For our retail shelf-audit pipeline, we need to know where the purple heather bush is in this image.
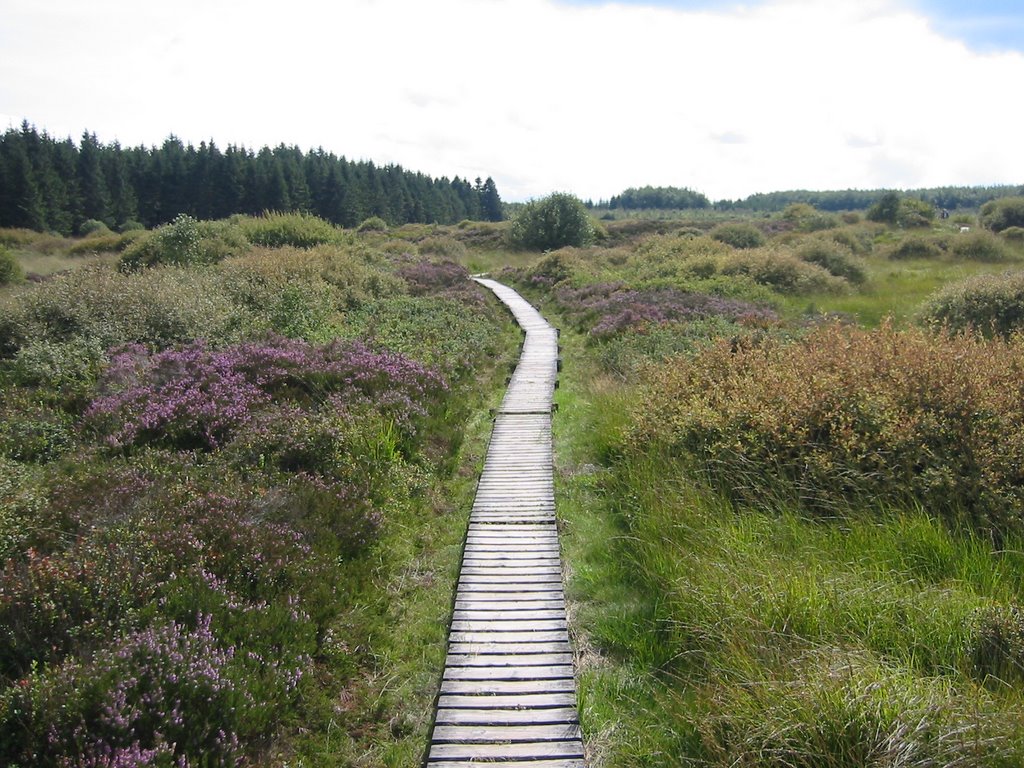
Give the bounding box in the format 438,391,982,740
1,614,306,767
86,336,447,452
552,282,778,340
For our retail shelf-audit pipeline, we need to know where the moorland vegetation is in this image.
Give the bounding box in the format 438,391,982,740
5,185,1024,766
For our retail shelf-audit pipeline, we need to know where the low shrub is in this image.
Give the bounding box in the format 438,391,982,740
951,230,1012,262
357,216,388,233
710,222,765,249
920,271,1024,337
890,234,944,260
120,215,248,269
79,219,111,237
238,211,343,248
796,238,867,284
980,196,1024,233
416,236,467,259
627,323,1024,538
1001,226,1024,243
0,245,23,285
719,247,848,293
0,390,75,462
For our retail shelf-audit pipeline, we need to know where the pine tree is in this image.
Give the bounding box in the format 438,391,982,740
481,177,503,221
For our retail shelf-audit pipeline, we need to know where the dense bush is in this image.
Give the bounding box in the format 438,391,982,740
1002,226,1024,243
710,222,765,249
627,323,1024,538
980,196,1024,233
950,230,1011,262
237,211,343,248
0,245,23,285
890,234,944,260
357,216,388,233
719,247,848,293
796,238,867,283
506,192,595,250
120,215,248,269
0,265,250,355
86,337,447,453
920,271,1024,337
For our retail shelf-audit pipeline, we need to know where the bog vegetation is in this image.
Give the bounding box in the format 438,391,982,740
5,183,1024,767
0,212,519,766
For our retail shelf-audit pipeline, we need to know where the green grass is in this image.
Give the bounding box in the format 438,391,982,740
547,313,1024,767
781,241,1024,326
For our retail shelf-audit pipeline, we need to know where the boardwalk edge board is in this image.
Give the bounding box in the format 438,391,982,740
425,278,585,766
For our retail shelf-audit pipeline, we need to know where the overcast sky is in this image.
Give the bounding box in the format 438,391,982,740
2,0,1023,203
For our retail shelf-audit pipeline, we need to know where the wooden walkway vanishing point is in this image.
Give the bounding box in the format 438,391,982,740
425,278,585,767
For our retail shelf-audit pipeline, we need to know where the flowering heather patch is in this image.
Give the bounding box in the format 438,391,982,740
86,336,447,451
0,614,306,767
552,282,778,340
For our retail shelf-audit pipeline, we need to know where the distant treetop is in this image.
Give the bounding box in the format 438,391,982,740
605,186,711,210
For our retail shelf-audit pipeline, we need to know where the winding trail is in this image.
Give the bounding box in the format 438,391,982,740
425,279,585,767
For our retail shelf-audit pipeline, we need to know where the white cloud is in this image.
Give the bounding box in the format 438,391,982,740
1,0,1022,202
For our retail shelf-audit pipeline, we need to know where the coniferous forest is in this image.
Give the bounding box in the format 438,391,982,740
0,122,504,235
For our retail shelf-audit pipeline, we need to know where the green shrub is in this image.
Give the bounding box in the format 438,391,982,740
416,236,467,259
797,239,867,284
120,215,247,270
1001,226,1024,243
627,323,1024,537
896,197,936,228
357,216,388,233
120,219,146,232
980,196,1024,233
867,191,901,224
79,219,111,237
238,211,343,248
718,247,847,294
920,271,1024,337
0,245,23,285
506,192,595,250
890,235,944,260
950,230,1010,262
841,211,862,224
710,222,765,249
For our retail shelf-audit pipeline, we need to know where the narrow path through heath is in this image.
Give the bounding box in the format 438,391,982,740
424,278,585,767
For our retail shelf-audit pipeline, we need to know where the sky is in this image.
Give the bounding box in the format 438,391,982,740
1,0,1023,203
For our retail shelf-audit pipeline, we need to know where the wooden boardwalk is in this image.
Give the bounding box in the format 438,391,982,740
425,279,584,767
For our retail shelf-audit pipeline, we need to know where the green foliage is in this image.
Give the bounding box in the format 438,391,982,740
920,271,1024,337
1002,226,1024,243
896,196,936,228
718,247,848,293
981,197,1024,233
79,219,112,237
120,214,248,269
891,234,944,260
627,323,1024,538
710,221,765,249
797,238,867,283
507,192,595,250
970,604,1024,686
867,191,901,224
607,185,710,210
357,216,388,233
0,245,23,285
951,230,1012,262
237,211,343,248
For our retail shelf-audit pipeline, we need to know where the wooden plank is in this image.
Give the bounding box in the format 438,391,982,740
448,641,571,656
454,600,566,611
434,707,578,725
443,665,575,681
428,760,583,768
452,609,565,621
450,619,567,632
445,653,573,667
447,631,572,645
431,723,582,742
428,741,584,760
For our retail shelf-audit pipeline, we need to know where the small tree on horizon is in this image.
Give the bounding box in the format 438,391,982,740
507,192,594,250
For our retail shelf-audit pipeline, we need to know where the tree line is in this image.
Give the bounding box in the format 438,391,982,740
0,122,504,235
590,184,1024,213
